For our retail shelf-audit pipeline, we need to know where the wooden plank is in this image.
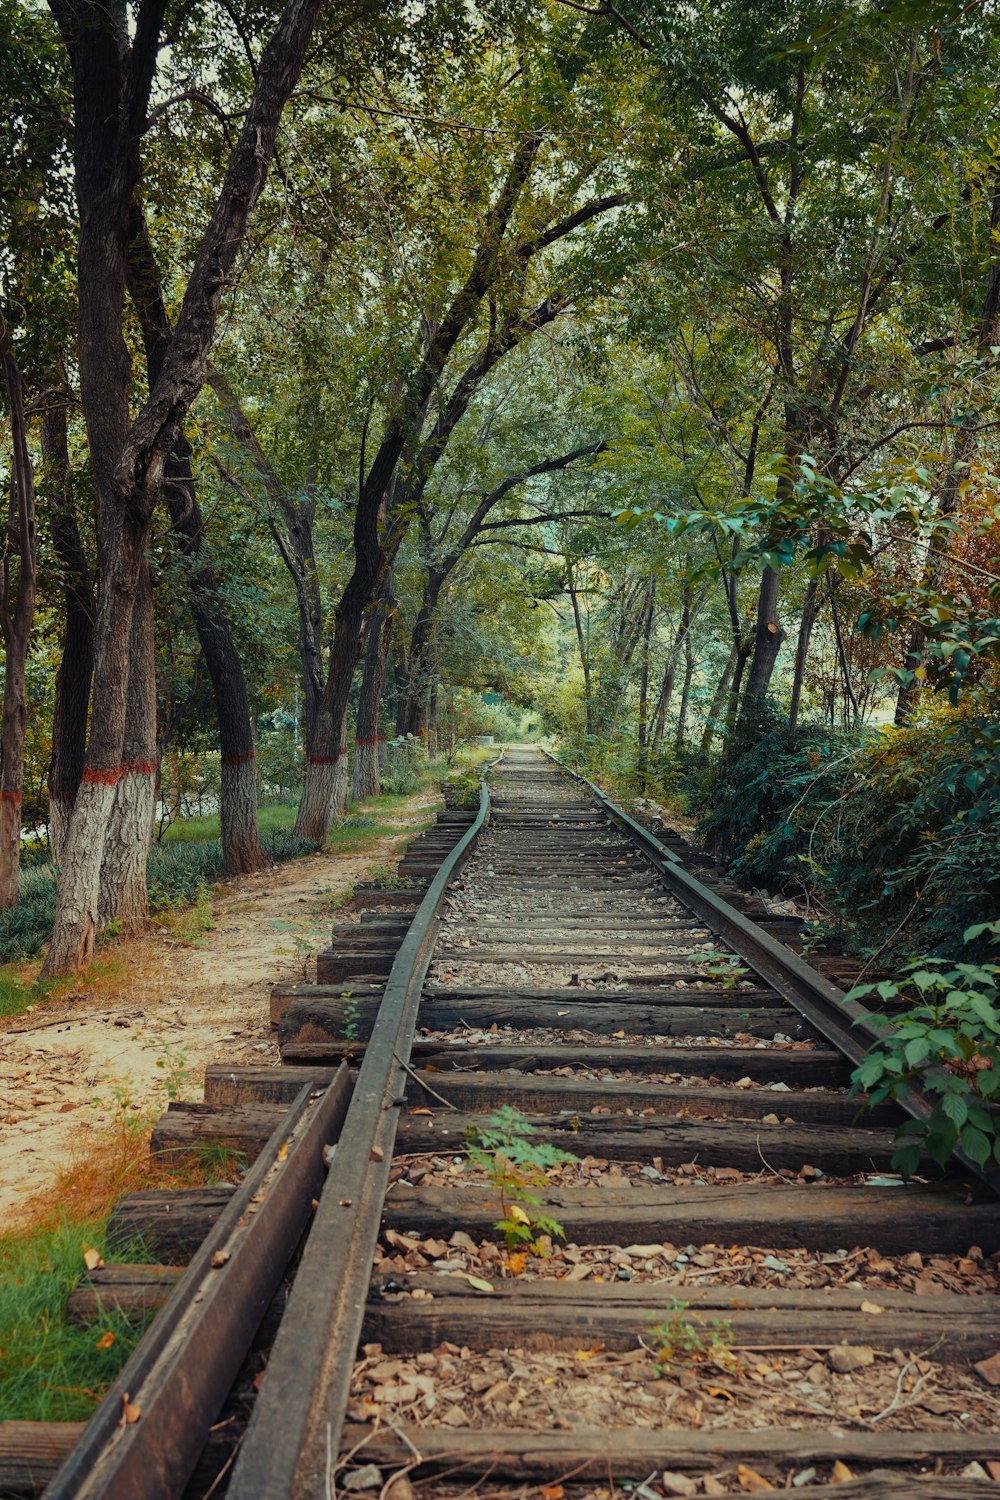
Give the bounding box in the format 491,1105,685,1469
393,1110,907,1173
0,1422,83,1498
227,1043,852,1090
283,1002,815,1050
150,1101,284,1166
382,1180,1000,1256
422,982,782,1007
108,1187,235,1263
338,1424,1000,1479
400,1070,896,1127
366,1274,1000,1361
67,1265,184,1322
270,980,381,1028
317,950,396,981
279,996,813,1046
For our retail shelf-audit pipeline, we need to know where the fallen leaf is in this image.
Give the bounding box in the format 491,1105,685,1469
409,1108,433,1116
705,1385,734,1400
276,1142,288,1161
95,1331,115,1351
539,1486,564,1500
859,1300,884,1316
119,1394,141,1426
211,1249,231,1268
467,1275,493,1293
831,1460,853,1483
574,1346,604,1362
974,1351,1000,1386
83,1247,103,1272
507,1252,527,1276
737,1465,774,1492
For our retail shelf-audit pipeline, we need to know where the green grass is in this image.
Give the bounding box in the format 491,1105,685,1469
160,799,298,843
0,1217,156,1421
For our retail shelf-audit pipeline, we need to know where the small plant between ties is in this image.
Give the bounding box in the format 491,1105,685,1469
644,1298,737,1375
465,1106,577,1258
699,950,750,991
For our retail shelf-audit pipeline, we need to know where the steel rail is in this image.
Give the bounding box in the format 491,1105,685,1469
45,1069,353,1500
540,747,997,1193
226,759,499,1500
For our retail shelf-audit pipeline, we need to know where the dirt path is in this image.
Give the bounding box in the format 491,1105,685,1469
0,793,438,1224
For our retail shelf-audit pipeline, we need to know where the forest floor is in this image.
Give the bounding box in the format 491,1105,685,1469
0,786,440,1226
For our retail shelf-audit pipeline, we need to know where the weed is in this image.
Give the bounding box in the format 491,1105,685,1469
465,1106,577,1256
155,1048,196,1103
190,1140,246,1181
699,951,750,990
342,990,360,1045
167,879,215,946
268,917,314,979
848,920,1000,1177
645,1299,737,1375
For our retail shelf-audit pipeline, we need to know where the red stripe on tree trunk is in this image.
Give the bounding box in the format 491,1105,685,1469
0,789,22,805
82,765,122,786
221,748,255,767
122,759,158,776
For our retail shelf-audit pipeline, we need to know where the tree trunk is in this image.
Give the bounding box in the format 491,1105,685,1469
785,573,820,749
43,401,94,864
126,212,268,876
635,577,655,783
0,339,38,907
98,557,156,930
44,0,327,976
354,597,393,801
675,629,695,749
295,593,368,842
701,649,736,752
739,564,785,718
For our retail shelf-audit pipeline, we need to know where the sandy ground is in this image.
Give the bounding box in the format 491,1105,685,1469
0,794,437,1224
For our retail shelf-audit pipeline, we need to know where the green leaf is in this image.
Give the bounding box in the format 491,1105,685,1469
958,1125,992,1166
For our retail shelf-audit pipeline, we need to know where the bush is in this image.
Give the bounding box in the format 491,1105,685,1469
693,701,1000,960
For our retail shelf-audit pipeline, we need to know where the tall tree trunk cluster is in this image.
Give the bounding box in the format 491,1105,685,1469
38,0,325,975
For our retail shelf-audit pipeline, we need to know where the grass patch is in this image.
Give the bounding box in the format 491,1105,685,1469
0,1216,157,1421
160,800,298,844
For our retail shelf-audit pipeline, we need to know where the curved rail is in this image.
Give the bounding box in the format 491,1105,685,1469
46,766,497,1500
225,766,496,1499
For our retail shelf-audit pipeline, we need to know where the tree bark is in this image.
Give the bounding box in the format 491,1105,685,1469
739,563,785,718
98,557,156,931
701,649,736,752
635,577,655,783
126,213,268,875
43,399,94,864
674,628,696,749
354,591,394,801
0,338,38,907
44,0,326,974
785,573,821,749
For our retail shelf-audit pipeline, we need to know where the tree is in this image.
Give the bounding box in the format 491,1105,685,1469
43,0,330,974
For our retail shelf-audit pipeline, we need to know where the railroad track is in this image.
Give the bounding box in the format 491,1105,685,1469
23,746,1000,1499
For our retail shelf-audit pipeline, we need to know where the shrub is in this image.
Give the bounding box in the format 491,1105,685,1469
693,701,1000,960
